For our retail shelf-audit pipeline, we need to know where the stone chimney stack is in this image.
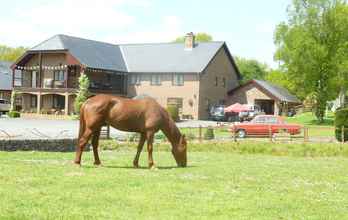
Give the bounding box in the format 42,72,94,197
184,32,195,50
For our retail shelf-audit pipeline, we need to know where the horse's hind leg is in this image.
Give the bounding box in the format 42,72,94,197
133,133,146,168
146,131,155,169
92,128,102,166
74,128,93,165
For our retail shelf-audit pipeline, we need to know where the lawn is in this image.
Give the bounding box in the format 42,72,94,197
1,146,348,219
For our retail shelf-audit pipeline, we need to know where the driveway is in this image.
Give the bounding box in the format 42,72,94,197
0,117,220,140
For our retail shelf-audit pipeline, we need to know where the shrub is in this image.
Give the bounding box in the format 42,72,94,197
185,132,196,140
155,133,166,141
167,105,179,122
7,111,20,118
335,108,348,142
74,73,90,114
204,127,215,140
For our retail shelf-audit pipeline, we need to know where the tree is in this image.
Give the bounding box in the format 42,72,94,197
74,73,90,115
0,45,27,62
265,69,298,97
174,32,213,42
235,57,268,83
274,0,348,122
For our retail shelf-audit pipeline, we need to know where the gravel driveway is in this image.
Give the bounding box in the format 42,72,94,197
0,117,220,140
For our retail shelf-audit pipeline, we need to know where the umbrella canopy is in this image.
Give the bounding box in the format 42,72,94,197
224,103,250,113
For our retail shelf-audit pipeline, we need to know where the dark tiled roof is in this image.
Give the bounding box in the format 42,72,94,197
0,61,12,90
120,42,225,73
30,35,127,72
29,34,234,74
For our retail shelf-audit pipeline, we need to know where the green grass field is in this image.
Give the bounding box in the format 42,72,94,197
1,144,348,219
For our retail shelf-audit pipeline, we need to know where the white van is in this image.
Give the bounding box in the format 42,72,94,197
0,99,10,114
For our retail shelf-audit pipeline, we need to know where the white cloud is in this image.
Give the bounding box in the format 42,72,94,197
0,0,152,47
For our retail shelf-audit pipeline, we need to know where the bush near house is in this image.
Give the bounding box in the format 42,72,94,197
204,126,215,140
335,108,348,142
166,105,179,122
7,111,20,118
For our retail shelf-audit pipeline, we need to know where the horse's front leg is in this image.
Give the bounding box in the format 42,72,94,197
146,132,155,169
92,128,101,166
74,128,93,165
133,133,146,168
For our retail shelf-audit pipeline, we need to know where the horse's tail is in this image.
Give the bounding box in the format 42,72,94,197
78,104,86,141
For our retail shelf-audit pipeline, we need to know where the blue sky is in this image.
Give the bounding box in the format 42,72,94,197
0,0,291,68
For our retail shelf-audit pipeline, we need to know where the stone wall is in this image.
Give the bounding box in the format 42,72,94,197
0,138,90,152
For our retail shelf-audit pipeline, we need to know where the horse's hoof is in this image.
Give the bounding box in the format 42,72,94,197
149,164,157,170
94,161,102,166
73,161,81,167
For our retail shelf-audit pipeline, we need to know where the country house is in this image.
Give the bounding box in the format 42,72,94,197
11,33,241,119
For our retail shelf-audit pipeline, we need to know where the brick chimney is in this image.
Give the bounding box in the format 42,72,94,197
184,32,195,50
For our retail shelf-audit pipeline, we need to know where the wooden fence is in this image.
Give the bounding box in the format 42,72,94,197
181,125,343,144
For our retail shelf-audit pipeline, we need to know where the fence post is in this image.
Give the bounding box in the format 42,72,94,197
199,125,202,142
304,127,309,143
269,125,273,142
233,124,237,142
342,126,345,144
106,125,110,140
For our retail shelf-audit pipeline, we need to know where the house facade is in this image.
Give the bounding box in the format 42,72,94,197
12,33,241,119
0,61,12,101
227,79,301,115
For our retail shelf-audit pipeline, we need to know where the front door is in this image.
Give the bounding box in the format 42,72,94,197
31,71,37,88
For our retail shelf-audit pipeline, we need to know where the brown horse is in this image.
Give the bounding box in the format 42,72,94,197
74,94,187,168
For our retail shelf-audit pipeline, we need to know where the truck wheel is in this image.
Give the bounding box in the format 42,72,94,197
237,129,246,138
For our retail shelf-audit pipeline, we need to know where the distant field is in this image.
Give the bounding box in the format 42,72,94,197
1,146,348,219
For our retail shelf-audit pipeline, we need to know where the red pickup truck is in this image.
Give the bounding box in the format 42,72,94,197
230,115,302,138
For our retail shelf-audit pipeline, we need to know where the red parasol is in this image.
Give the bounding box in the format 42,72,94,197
224,103,250,113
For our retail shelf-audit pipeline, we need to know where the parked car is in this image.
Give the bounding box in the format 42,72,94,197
209,105,239,122
230,115,302,138
0,99,10,114
238,105,264,122
209,105,226,121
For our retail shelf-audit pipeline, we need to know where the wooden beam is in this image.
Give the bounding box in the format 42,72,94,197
38,52,42,88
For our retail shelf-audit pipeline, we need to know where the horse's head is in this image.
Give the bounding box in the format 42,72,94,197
172,134,187,167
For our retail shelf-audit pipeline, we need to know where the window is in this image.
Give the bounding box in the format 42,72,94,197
222,77,226,88
172,74,184,86
54,70,65,81
151,74,161,85
14,70,22,86
167,98,183,112
30,95,37,108
253,117,266,124
53,95,65,109
130,74,141,85
215,76,218,86
266,117,278,124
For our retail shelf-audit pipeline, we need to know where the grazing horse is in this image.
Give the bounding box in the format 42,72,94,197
74,94,187,168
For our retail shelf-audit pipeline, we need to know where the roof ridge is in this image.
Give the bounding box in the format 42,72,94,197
30,34,66,50
57,34,120,47
118,41,225,46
